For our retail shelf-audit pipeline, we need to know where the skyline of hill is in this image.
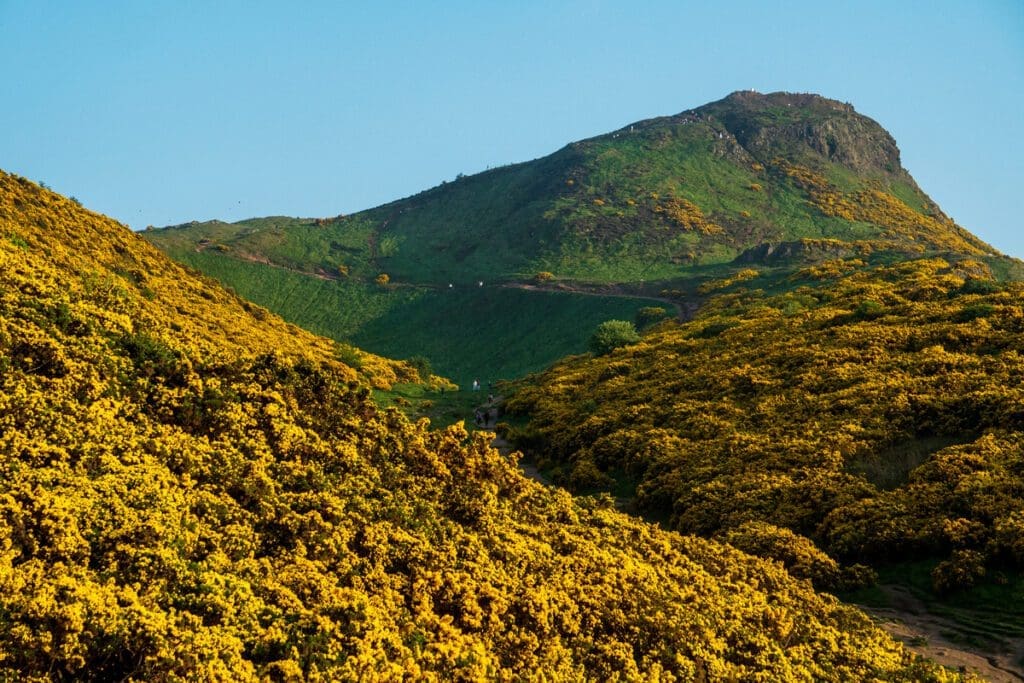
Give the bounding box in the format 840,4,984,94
148,91,1001,286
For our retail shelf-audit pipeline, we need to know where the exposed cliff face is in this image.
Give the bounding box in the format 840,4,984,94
700,91,911,181
733,238,861,264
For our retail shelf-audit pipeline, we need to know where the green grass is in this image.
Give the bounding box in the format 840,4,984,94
166,251,650,384
349,286,648,386
171,251,410,335
373,383,486,429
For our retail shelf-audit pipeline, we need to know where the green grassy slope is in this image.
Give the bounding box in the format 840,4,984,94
145,91,1014,390
172,250,648,383
144,91,1018,386
147,90,999,287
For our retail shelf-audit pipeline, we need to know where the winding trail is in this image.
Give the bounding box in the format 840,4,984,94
857,585,1024,681
193,246,697,320
500,282,697,320
195,244,342,281
474,400,552,486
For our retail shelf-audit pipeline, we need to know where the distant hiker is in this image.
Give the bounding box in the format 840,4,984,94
472,379,480,391
488,393,494,404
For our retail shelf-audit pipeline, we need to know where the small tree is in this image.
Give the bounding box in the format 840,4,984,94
589,320,640,356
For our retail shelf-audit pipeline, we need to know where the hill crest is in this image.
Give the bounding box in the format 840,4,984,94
148,90,997,289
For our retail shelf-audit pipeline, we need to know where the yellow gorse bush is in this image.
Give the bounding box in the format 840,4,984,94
777,161,991,256
507,253,1024,596
0,172,968,680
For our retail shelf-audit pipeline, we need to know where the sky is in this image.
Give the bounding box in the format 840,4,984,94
2,1,1022,255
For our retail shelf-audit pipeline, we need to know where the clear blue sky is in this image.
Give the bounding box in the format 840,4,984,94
2,1,1022,255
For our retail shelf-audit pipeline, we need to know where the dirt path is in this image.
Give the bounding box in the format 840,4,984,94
190,247,700,319
195,243,342,281
490,433,550,486
470,398,553,486
501,282,697,320
857,584,1024,682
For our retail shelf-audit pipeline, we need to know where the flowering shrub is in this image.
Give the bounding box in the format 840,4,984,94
508,256,1024,592
0,171,954,680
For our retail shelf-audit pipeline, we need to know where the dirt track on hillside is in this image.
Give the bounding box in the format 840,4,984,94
500,282,696,320
859,584,1024,682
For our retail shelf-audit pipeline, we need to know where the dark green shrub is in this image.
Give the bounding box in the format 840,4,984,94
406,355,433,381
589,320,640,355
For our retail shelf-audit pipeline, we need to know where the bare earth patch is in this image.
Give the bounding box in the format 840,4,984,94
860,585,1024,682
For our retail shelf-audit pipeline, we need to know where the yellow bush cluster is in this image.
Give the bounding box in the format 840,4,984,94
507,256,1024,593
777,162,993,256
698,268,761,294
0,172,959,679
652,196,724,235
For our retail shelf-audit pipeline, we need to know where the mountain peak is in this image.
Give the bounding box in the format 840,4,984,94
717,89,854,112
148,91,997,294
692,90,906,180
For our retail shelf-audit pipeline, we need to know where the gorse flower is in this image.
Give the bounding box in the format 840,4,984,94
0,172,964,680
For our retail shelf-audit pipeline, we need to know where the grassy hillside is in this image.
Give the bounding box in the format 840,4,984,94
505,255,1024,604
143,91,1010,388
3,174,971,679
147,90,997,287
163,250,650,384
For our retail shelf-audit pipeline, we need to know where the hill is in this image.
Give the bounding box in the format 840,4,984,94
143,91,1014,383
1,174,969,678
149,91,998,283
503,254,1024,660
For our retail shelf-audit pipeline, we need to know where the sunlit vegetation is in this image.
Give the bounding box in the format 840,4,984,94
141,249,651,385
506,256,1024,597
143,91,1015,400
589,320,641,355
146,91,1004,294
0,173,972,679
776,161,991,256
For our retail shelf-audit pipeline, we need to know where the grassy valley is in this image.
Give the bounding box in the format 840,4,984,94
25,89,1024,678
166,249,651,385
